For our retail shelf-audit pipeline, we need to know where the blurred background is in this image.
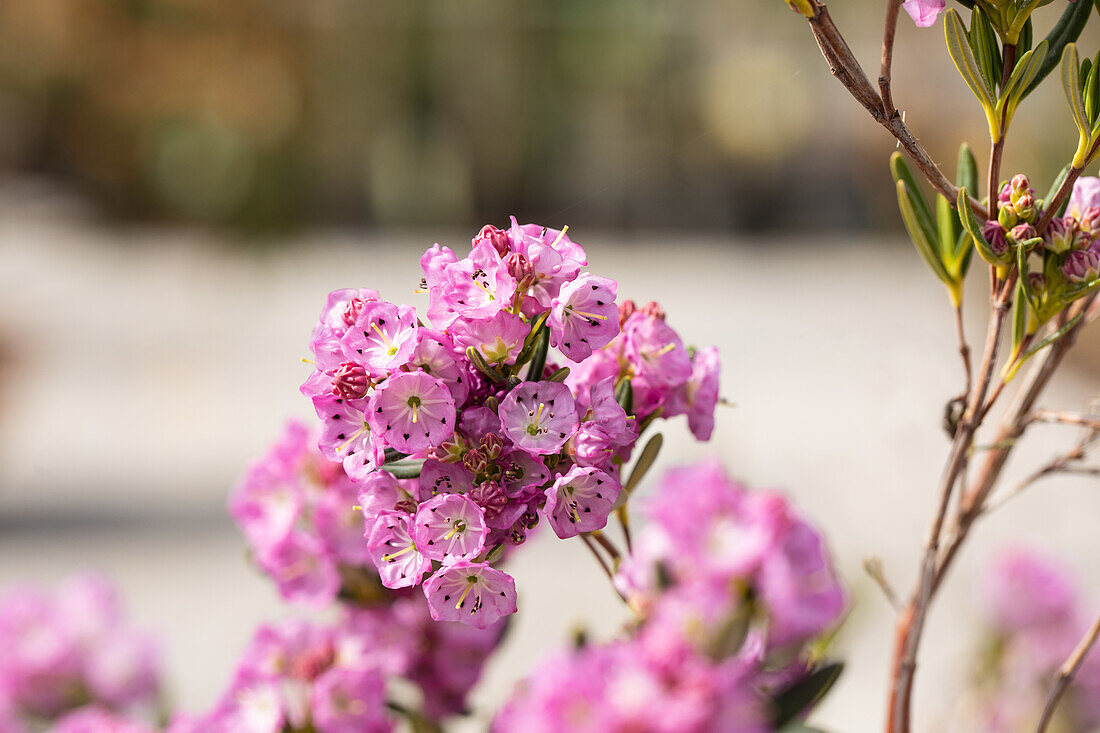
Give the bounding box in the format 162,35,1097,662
1,0,1099,731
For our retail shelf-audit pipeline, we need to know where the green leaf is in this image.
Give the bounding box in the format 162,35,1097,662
771,662,845,728
547,366,570,382
1023,0,1092,98
1011,280,1028,354
1045,164,1072,217
958,186,1009,266
898,181,952,285
382,447,408,464
968,6,1002,92
998,41,1048,129
380,459,425,479
937,194,961,265
467,346,505,383
514,311,550,369
890,153,938,242
1005,311,1084,381
523,325,550,382
945,10,998,136
1017,16,1034,55
1062,44,1091,135
623,432,663,494
1088,51,1100,124
615,377,634,415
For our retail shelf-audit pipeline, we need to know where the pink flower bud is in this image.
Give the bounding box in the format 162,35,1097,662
1062,249,1100,283
473,225,510,257
618,299,637,327
480,433,504,459
640,301,666,321
998,204,1018,229
1013,194,1036,222
342,296,367,327
982,220,1009,255
1010,223,1037,243
462,448,489,474
332,362,370,400
504,252,534,287
1011,174,1031,195
998,182,1013,206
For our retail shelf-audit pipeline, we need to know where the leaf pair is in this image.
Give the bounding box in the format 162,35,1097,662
891,147,977,305
945,9,1048,142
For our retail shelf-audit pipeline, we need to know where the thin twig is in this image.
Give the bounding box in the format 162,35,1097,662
879,0,903,115
580,533,627,604
889,275,1015,733
864,556,902,611
1028,409,1100,431
587,530,622,564
954,304,973,398
988,44,1016,215
802,0,989,219
1036,614,1100,733
979,427,1099,516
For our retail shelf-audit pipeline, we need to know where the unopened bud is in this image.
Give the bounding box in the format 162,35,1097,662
462,448,489,474
982,220,1009,256
1013,194,1036,222
640,301,666,320
395,498,419,514
522,510,540,529
1011,174,1031,196
998,204,1019,229
473,225,510,257
509,527,527,545
1010,223,1037,243
480,433,504,459
504,252,535,287
618,299,637,327
1062,249,1100,283
342,296,366,327
332,362,370,399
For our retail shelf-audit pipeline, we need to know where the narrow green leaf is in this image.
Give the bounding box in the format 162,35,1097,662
958,186,1010,266
380,459,425,479
1011,281,1027,358
615,377,634,415
1006,311,1085,381
771,662,845,728
1017,16,1034,55
467,346,505,383
945,10,997,115
1086,56,1100,125
624,432,663,494
1062,44,1090,135
937,194,960,265
955,228,975,277
968,7,1001,91
524,326,550,382
957,142,979,194
382,447,408,464
1023,0,1093,98
898,181,952,283
547,366,570,383
999,41,1047,127
514,311,550,368
1045,165,1072,217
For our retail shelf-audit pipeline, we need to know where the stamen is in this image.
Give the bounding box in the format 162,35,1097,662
381,544,417,563
370,322,394,350
472,278,496,300
652,343,676,357
300,357,316,365
455,579,476,609
569,309,608,320
550,225,569,247
338,424,369,453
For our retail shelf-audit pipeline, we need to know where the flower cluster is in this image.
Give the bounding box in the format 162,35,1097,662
495,462,846,732
169,603,503,733
0,575,161,732
957,548,1100,732
298,221,720,627
229,420,373,606
981,176,1100,328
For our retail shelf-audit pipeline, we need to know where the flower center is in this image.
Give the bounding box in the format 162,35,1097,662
526,402,548,436
407,395,421,423
455,578,477,609
370,322,398,357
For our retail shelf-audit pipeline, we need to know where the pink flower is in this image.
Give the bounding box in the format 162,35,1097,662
1062,248,1100,283
549,274,619,361
543,466,620,538
413,493,488,562
255,531,340,607
354,471,402,523
508,218,588,307
449,310,529,365
498,381,579,455
665,346,721,441
407,331,469,405
340,301,418,378
1068,176,1100,221
902,0,945,27
424,242,517,327
366,511,433,589
368,371,456,454
315,394,383,481
310,667,392,733
986,547,1079,633
423,561,518,628
50,708,156,733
